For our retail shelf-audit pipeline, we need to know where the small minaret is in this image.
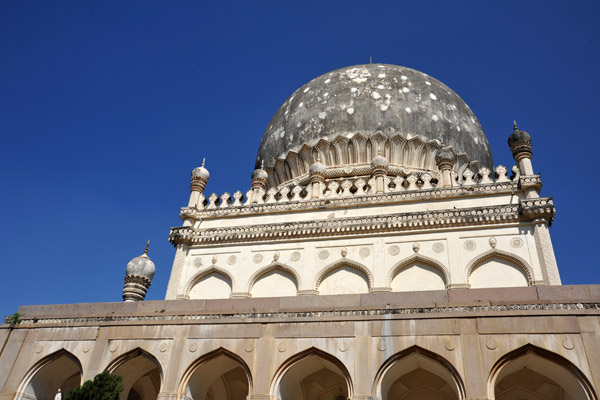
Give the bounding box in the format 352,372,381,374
370,151,389,193
123,241,156,302
508,121,534,176
251,160,268,190
189,159,210,208
308,157,327,199
435,147,456,187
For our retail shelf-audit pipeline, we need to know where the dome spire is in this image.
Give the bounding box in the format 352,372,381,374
144,240,150,255
513,120,519,131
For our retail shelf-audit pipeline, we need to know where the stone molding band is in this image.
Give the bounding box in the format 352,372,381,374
8,302,599,326
170,199,554,246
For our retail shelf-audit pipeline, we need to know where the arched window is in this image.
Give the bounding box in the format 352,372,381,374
467,250,532,289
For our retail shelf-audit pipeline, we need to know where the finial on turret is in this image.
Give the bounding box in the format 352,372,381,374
513,121,518,131
261,160,264,169
370,56,373,64
144,240,150,255
201,158,206,167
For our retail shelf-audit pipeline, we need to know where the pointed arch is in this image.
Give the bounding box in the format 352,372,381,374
466,249,533,287
16,349,83,400
185,265,234,299
489,344,597,400
178,347,253,400
388,254,450,290
270,346,354,399
246,261,301,296
106,347,163,400
314,258,373,291
372,345,466,400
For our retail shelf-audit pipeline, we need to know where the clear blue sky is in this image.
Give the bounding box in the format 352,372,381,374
1,1,599,317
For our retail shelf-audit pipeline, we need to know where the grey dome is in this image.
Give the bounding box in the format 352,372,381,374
125,254,156,281
257,64,492,170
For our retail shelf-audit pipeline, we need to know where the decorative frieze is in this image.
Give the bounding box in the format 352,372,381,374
170,204,528,246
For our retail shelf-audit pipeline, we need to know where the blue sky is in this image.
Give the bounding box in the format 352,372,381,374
1,1,599,317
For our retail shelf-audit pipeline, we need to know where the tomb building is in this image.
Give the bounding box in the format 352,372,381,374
1,64,599,400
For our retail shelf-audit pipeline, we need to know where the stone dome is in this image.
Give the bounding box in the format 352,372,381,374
125,254,156,281
256,64,492,183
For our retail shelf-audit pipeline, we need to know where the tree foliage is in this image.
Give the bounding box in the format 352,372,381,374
64,371,123,400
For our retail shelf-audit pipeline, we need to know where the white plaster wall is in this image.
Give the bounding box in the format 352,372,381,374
169,209,553,299
469,258,528,288
391,261,446,292
318,266,369,295
251,270,298,298
189,273,232,299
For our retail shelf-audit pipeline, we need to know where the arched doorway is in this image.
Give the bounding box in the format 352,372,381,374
490,344,597,400
107,348,162,400
271,347,352,400
373,346,465,400
179,348,251,400
17,349,82,400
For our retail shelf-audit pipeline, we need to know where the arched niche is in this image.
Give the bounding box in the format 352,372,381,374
390,256,448,292
490,344,597,400
187,267,233,300
178,347,252,400
271,347,353,400
316,259,372,295
373,346,465,400
17,349,82,400
249,263,300,298
467,250,532,289
106,348,162,400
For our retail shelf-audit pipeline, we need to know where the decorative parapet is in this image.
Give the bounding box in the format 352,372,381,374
519,197,556,225
180,164,520,220
170,204,521,246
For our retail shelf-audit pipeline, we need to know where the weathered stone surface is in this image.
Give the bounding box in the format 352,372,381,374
257,64,493,173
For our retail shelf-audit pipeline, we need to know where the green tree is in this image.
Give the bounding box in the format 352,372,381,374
64,371,123,400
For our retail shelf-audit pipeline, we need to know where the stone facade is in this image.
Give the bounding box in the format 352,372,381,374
1,287,599,399
1,64,598,399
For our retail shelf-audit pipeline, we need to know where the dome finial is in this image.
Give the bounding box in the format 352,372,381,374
144,240,150,255
513,121,518,131
260,160,264,169
201,158,206,167
370,56,373,64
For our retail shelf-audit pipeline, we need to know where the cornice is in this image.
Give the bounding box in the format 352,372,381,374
170,200,556,246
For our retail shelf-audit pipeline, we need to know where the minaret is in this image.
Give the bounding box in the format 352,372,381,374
435,147,456,187
189,158,210,208
122,241,156,302
508,121,534,176
308,157,326,199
